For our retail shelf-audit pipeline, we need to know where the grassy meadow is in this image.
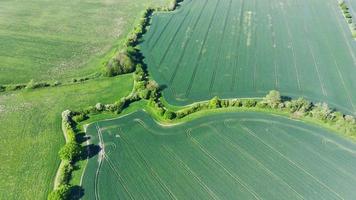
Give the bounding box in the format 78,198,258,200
83,111,356,199
0,75,133,200
141,0,356,115
0,0,169,84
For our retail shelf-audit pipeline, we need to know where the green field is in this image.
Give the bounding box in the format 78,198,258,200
0,0,169,84
141,0,356,114
83,111,356,199
0,75,133,200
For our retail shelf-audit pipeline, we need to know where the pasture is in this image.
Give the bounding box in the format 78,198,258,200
141,0,356,114
0,0,169,84
82,111,356,199
0,75,133,200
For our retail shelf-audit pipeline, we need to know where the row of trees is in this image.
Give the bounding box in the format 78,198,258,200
48,111,83,200
340,1,353,23
146,90,356,137
105,0,185,77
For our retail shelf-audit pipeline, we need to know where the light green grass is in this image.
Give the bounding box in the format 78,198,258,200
141,0,356,115
0,75,133,200
82,110,356,199
0,0,170,84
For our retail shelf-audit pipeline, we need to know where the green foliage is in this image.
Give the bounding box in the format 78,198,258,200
59,142,82,162
26,79,51,90
242,99,257,108
285,98,312,114
263,90,281,108
48,184,71,200
5,84,27,91
134,64,145,81
208,96,221,109
95,103,105,112
72,113,88,123
336,115,356,135
106,50,136,77
57,161,73,186
0,85,5,92
164,110,176,120
139,88,151,99
310,103,333,121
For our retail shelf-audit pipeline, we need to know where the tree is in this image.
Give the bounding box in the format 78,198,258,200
208,96,221,109
263,90,281,108
286,97,312,114
243,99,257,108
106,50,135,77
48,184,71,200
59,142,82,162
336,115,356,135
164,110,176,120
310,103,333,121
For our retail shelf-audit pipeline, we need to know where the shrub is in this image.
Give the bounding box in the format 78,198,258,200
48,184,71,200
6,84,26,91
134,81,146,91
52,81,61,87
59,142,82,162
164,110,176,120
286,97,312,114
0,85,5,92
208,96,221,109
72,113,88,123
220,99,230,108
105,100,125,113
230,99,242,107
345,13,352,18
139,88,151,99
95,103,104,112
242,99,257,107
106,50,135,77
57,161,73,186
310,103,333,121
134,64,145,81
263,90,281,108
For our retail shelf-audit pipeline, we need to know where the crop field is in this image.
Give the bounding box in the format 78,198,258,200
0,0,169,84
82,111,356,199
141,0,356,114
0,75,133,200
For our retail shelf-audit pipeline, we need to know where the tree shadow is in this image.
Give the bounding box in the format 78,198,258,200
69,185,84,200
76,132,90,143
281,96,292,102
81,144,101,160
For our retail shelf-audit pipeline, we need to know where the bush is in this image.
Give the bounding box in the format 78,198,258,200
310,103,333,121
139,88,151,99
48,184,71,200
95,103,104,112
208,96,221,109
285,97,312,114
134,64,145,81
6,84,26,91
242,99,257,108
59,142,82,162
57,161,73,186
105,100,125,113
106,50,135,77
164,110,176,120
52,81,61,87
0,85,5,92
72,113,88,123
230,99,242,107
263,90,281,108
